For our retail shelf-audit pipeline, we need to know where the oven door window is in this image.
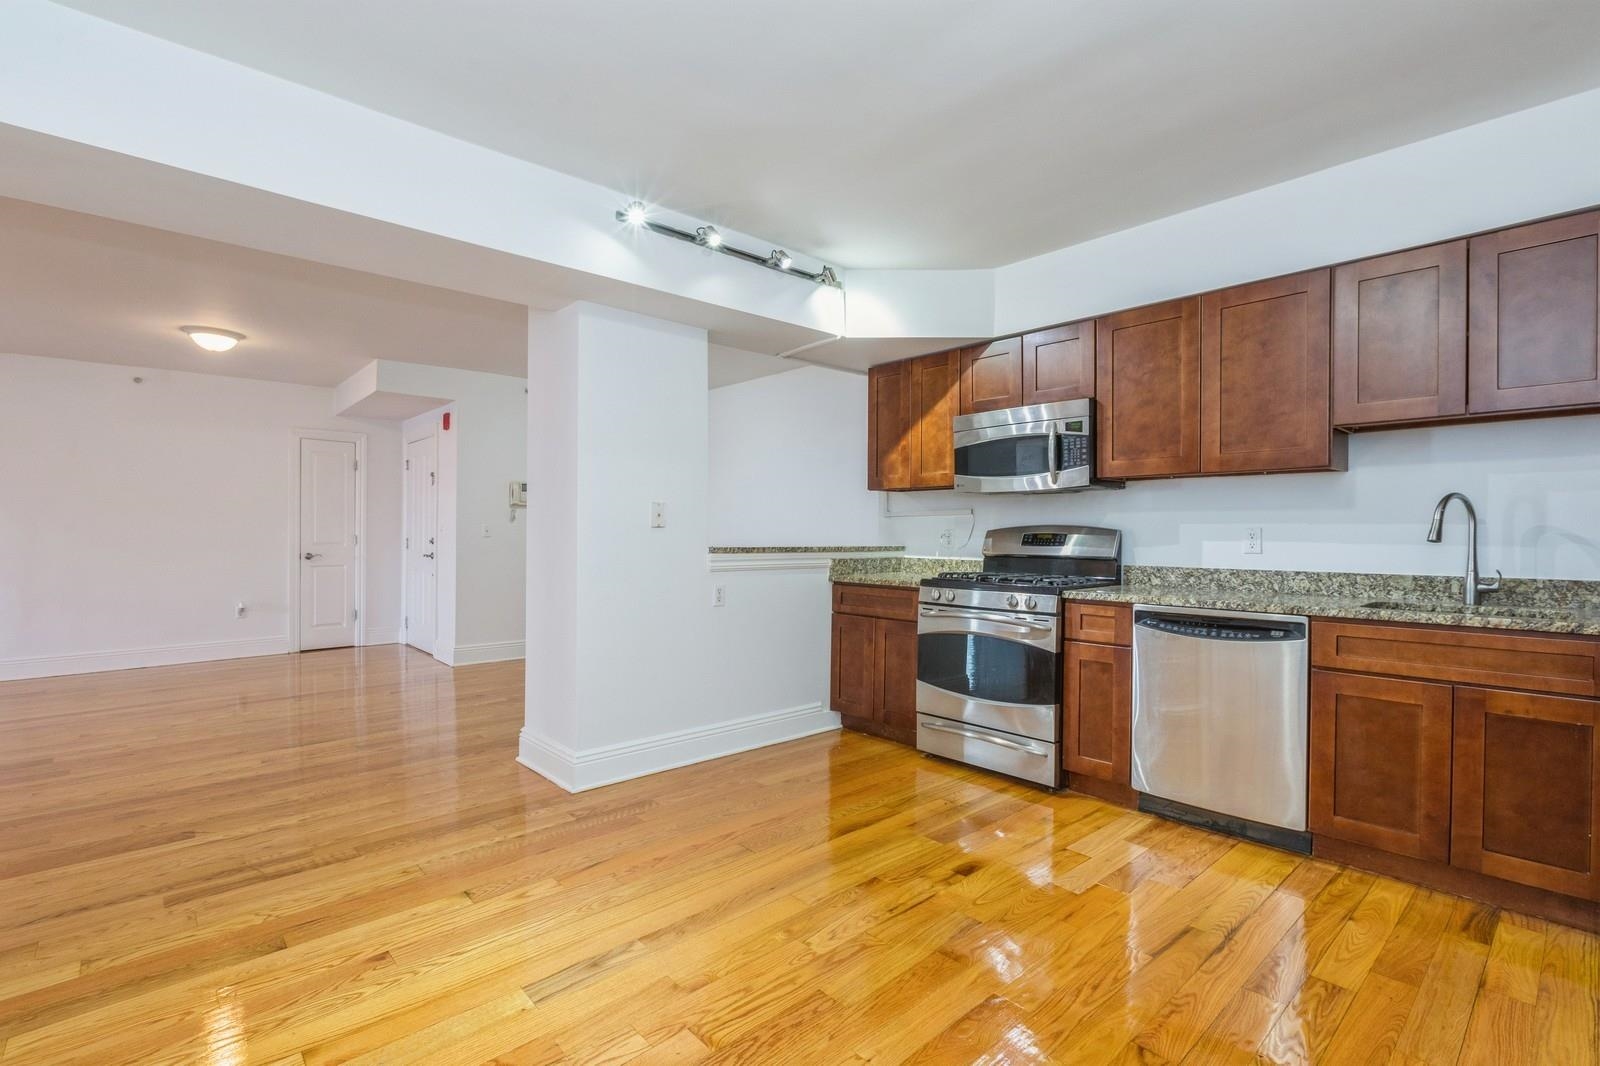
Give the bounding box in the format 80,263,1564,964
917,632,1057,706
954,434,1053,479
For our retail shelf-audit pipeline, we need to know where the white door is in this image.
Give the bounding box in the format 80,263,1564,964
403,433,439,654
298,438,359,650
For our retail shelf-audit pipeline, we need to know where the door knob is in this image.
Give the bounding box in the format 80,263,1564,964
423,552,435,559
302,552,321,560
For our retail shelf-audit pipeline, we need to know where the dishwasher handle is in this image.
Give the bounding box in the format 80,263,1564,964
1135,613,1306,642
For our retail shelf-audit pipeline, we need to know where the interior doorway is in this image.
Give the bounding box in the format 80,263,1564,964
296,435,362,651
404,431,440,654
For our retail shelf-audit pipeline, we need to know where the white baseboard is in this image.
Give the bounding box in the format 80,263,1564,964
518,701,840,793
453,640,525,665
363,627,401,646
0,637,290,681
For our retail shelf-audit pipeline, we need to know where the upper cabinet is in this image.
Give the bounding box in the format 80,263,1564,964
1201,270,1342,474
959,337,1024,413
868,349,959,491
1020,322,1095,406
1332,242,1467,427
866,359,912,491
907,350,960,489
1095,298,1201,478
1469,212,1600,415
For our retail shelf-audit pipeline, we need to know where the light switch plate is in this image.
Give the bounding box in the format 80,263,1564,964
650,501,666,528
711,585,725,607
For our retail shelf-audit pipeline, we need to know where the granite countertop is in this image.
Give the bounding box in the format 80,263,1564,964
1063,568,1600,637
709,545,904,555
831,560,1600,636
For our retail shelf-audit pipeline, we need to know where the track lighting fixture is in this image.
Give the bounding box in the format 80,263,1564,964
612,201,841,288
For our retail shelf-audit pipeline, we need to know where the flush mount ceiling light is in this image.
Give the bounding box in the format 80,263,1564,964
180,326,246,352
615,201,840,288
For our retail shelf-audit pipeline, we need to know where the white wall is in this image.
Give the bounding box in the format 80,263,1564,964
382,363,527,664
883,417,1600,579
0,353,402,678
521,304,838,791
708,366,883,547
993,88,1600,333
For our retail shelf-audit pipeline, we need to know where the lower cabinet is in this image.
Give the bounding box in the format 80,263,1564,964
1308,670,1453,861
1309,621,1600,913
1062,641,1131,783
830,584,919,744
1452,686,1600,901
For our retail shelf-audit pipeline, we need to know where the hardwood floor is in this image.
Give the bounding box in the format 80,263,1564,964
0,647,1595,1064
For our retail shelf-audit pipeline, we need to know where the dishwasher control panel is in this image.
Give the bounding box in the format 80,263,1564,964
1135,616,1305,641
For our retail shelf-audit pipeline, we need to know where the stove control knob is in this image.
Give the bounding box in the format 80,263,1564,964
1024,596,1038,610
934,589,948,602
1006,594,1020,608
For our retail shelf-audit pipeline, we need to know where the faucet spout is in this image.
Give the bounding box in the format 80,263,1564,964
1427,493,1500,606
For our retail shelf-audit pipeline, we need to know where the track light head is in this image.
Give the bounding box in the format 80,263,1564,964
618,200,648,226
696,225,723,249
816,266,840,288
769,249,793,271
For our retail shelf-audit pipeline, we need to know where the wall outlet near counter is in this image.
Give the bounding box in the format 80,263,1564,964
711,585,726,607
1243,527,1263,555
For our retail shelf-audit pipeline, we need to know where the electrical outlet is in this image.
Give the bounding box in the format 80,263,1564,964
711,585,726,607
650,501,666,528
938,527,954,547
481,523,492,538
1243,527,1263,555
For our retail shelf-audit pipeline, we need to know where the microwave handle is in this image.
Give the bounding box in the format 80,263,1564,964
1047,423,1060,487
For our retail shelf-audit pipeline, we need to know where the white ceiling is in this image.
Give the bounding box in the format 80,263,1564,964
56,0,1600,269
0,196,798,389
0,196,530,386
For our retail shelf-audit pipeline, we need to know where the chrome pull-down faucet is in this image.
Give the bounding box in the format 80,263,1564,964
1427,492,1501,606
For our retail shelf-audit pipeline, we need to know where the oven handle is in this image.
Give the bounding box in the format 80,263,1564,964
920,718,1050,756
918,607,1056,633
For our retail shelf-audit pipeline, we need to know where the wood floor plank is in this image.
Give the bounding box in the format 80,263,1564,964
0,647,1592,1065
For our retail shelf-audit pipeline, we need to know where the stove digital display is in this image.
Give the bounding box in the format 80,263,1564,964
1021,532,1070,547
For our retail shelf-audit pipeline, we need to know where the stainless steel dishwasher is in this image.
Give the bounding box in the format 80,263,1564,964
1131,604,1311,852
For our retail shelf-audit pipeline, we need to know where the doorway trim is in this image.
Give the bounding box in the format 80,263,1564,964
288,428,368,653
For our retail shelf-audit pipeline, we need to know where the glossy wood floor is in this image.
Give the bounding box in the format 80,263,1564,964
0,648,1595,1064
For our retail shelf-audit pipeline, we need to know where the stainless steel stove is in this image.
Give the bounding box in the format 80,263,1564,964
915,525,1122,786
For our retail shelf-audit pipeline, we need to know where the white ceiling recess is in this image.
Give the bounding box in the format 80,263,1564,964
0,196,800,389
57,0,1600,269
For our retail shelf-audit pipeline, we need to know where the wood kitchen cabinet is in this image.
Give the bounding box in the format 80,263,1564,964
1452,686,1600,901
1062,641,1130,785
1200,269,1343,473
867,360,911,491
868,350,959,490
1308,670,1453,861
959,337,1025,413
831,583,920,744
1095,297,1201,478
1469,211,1600,415
1020,321,1095,406
1332,241,1467,427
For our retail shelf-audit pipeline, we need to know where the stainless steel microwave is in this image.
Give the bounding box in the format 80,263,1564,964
952,398,1120,494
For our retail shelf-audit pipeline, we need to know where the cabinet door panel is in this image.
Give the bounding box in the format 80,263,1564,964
1063,642,1130,782
1022,321,1094,406
909,350,959,489
1332,242,1466,426
1309,670,1453,861
960,337,1024,414
1094,298,1201,478
867,362,912,490
1469,212,1600,414
1201,270,1334,472
876,619,919,735
830,612,877,719
1452,687,1600,900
